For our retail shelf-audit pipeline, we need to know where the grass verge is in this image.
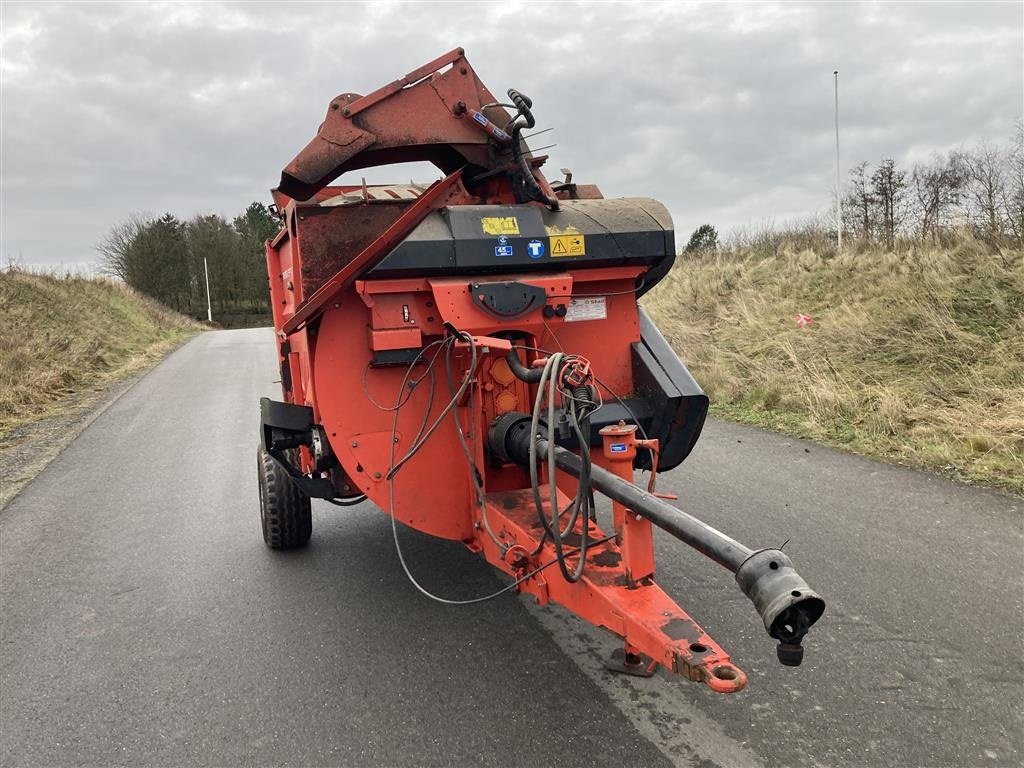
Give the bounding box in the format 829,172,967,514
644,236,1024,496
0,270,202,438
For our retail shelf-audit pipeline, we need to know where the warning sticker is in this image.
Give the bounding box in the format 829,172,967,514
549,233,585,257
481,217,520,236
564,296,606,323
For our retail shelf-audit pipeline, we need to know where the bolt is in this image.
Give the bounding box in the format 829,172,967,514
342,107,350,116
373,472,382,479
460,66,467,75
351,441,358,447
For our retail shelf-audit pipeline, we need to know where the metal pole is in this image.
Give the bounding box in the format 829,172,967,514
203,256,213,323
834,70,842,250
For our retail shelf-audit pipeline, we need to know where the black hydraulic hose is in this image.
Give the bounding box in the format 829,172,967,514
506,88,559,210
506,348,544,383
506,89,535,129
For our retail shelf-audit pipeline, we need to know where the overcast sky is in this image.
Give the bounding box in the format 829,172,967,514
2,0,1021,268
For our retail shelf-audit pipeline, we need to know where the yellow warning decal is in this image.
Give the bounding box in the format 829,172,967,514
481,217,520,235
549,234,585,257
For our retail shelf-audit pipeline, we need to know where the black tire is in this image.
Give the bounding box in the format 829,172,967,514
257,446,312,549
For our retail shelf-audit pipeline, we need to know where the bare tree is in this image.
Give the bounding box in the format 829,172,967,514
964,140,1007,241
911,151,967,242
1002,121,1024,245
844,161,874,242
871,158,907,250
95,214,148,281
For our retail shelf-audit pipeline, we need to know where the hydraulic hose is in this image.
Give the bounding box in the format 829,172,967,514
506,89,560,210
506,348,544,383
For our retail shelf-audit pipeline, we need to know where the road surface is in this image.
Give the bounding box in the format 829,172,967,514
2,328,1021,767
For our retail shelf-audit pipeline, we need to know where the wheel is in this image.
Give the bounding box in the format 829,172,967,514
257,446,312,549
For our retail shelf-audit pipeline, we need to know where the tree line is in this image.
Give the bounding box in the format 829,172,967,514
97,202,279,324
841,125,1024,249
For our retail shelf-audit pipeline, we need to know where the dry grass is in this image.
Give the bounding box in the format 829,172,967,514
0,270,201,437
644,235,1024,495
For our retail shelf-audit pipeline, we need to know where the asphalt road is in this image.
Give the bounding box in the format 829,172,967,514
2,328,1021,768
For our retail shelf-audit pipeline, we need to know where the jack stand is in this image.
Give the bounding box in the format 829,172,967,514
607,645,657,678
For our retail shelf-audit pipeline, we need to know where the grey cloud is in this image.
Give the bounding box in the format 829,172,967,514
1,0,1020,267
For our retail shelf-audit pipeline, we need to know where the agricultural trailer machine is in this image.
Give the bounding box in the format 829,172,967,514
257,48,825,692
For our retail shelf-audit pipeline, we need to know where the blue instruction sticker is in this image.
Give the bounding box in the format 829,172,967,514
610,443,627,453
495,244,513,257
527,239,545,259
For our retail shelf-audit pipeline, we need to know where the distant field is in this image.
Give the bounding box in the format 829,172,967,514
645,236,1024,495
0,270,200,436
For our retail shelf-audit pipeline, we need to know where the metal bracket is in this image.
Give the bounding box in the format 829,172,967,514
469,280,546,318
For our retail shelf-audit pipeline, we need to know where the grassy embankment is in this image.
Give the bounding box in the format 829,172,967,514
0,270,201,437
645,236,1024,496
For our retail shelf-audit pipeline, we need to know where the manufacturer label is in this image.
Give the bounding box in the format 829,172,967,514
564,296,607,323
549,233,585,257
481,217,520,235
610,443,627,453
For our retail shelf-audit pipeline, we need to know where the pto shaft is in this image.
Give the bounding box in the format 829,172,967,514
489,413,826,665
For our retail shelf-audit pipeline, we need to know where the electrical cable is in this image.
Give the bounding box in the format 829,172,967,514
382,325,613,605
386,335,477,480
519,348,599,583
512,340,656,498
445,335,504,550
361,338,448,412
548,279,645,300
512,342,649,444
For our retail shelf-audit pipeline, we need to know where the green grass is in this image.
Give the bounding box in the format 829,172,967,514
644,236,1024,496
0,270,201,436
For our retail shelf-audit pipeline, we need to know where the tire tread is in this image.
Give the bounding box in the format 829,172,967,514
258,447,312,549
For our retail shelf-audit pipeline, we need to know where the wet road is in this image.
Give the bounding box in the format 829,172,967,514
2,328,1021,767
